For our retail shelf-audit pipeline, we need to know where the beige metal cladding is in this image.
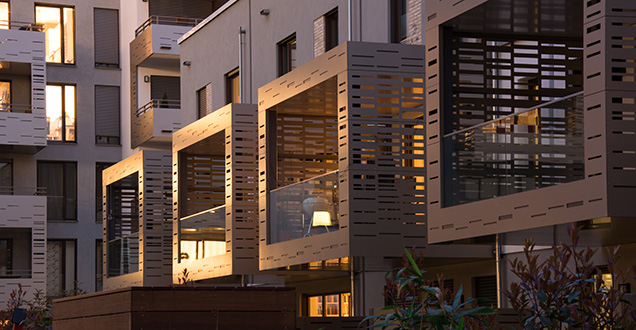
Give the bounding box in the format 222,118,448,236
172,103,258,282
102,150,173,290
424,0,636,243
0,28,46,149
259,42,428,270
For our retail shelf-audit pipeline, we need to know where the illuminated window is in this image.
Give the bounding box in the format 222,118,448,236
0,81,9,112
307,292,351,317
46,85,75,142
225,68,239,104
35,5,75,64
0,2,8,29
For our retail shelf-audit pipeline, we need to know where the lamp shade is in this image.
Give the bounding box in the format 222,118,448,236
312,211,332,226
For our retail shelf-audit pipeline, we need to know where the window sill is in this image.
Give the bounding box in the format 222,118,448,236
46,62,76,67
46,140,77,145
47,220,78,223
94,65,121,71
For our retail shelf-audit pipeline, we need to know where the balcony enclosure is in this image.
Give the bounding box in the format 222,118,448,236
421,0,634,242
0,24,46,153
267,77,340,245
178,130,226,262
259,42,428,270
0,186,46,302
172,103,258,281
106,172,139,278
102,151,172,289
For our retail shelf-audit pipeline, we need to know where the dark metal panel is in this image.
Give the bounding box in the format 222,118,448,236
94,8,119,67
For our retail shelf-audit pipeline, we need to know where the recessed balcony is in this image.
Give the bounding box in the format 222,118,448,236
0,24,46,153
131,99,181,149
0,186,46,302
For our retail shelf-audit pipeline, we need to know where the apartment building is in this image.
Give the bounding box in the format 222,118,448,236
0,0,121,303
168,0,496,319
424,0,636,301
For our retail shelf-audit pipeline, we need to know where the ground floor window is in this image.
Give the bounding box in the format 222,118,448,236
308,292,351,317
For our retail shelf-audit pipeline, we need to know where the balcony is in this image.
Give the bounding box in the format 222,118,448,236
130,16,201,68
102,150,172,289
0,23,46,153
173,103,258,281
0,186,46,302
131,99,181,149
269,171,340,244
443,92,585,207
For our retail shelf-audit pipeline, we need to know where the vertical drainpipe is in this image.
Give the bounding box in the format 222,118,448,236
495,233,502,308
348,0,352,41
239,27,246,103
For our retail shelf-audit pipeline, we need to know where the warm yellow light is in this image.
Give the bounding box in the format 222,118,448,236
312,211,331,227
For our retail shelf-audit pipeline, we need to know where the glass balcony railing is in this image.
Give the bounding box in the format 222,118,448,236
0,104,35,114
443,92,584,207
107,233,139,277
269,171,339,244
179,205,226,261
0,20,43,31
136,99,180,117
0,186,46,196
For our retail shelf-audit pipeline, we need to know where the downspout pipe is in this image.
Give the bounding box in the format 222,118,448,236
238,27,246,103
496,233,502,308
348,0,352,41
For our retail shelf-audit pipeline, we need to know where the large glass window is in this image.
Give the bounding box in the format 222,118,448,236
278,34,297,76
46,85,76,142
0,2,8,28
308,292,351,317
225,68,239,104
37,161,77,221
46,239,76,297
35,5,75,64
106,172,140,277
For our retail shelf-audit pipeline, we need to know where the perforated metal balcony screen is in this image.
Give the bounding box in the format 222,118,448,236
95,85,120,139
94,8,119,67
148,0,215,19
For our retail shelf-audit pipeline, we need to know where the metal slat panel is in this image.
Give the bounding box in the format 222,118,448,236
95,85,120,138
94,8,119,67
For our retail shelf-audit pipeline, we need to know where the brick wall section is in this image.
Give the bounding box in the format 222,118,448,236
313,15,326,57
404,0,422,45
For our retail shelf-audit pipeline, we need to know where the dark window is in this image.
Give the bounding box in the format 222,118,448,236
46,239,76,296
197,84,211,118
96,163,114,223
225,68,240,104
94,8,119,68
390,0,407,43
95,86,120,145
325,8,338,51
148,0,217,19
0,160,12,188
0,229,32,279
38,161,77,221
95,239,103,291
474,275,497,307
278,34,297,76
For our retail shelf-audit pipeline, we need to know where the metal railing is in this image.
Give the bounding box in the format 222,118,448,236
0,103,35,114
136,99,181,117
0,20,43,31
0,186,46,196
135,16,203,36
0,269,32,279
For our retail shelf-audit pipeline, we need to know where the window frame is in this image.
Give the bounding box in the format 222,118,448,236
46,83,77,143
278,33,297,77
35,4,76,65
225,68,240,105
324,8,338,52
390,0,407,43
93,7,120,68
96,162,114,223
0,159,13,188
306,292,351,317
37,161,77,222
196,84,210,119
